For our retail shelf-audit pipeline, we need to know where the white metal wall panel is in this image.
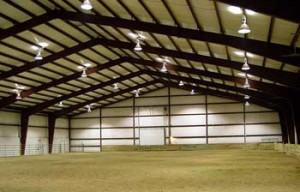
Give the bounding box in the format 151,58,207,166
102,117,133,128
27,127,48,138
71,129,100,138
53,129,69,143
75,109,100,118
207,96,235,103
0,111,20,124
102,128,133,138
140,128,164,145
145,88,168,96
208,125,244,136
71,140,99,146
246,124,281,135
102,108,133,117
71,118,99,128
172,126,206,136
171,96,204,104
136,97,168,106
26,127,48,155
170,88,190,95
208,103,243,113
208,114,244,124
246,112,279,123
56,118,69,128
171,105,205,114
136,116,167,127
0,137,19,146
102,139,134,145
136,106,166,116
28,115,47,127
246,136,282,143
0,126,19,137
245,104,271,112
108,99,133,107
171,115,206,126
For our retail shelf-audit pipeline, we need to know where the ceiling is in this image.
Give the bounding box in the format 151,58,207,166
0,0,299,118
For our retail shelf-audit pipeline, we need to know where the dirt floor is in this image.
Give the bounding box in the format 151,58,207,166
0,149,299,192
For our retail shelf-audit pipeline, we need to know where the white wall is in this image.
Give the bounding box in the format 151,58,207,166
70,88,282,148
0,110,69,156
0,111,20,156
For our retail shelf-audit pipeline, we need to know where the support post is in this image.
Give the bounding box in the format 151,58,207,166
20,112,29,155
291,100,299,144
284,105,295,144
168,86,171,144
68,116,71,152
278,109,289,144
205,94,208,144
133,96,136,145
48,114,56,154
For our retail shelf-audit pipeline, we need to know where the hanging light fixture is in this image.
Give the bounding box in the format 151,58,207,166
81,0,93,10
134,38,142,51
14,89,22,100
113,83,119,90
81,68,87,77
87,106,92,112
85,104,94,112
12,84,25,100
243,75,250,89
161,61,168,72
32,42,48,61
58,101,63,107
244,95,250,99
78,63,91,78
190,89,195,95
133,88,141,97
35,49,43,60
241,57,250,71
179,81,184,86
245,101,250,107
238,14,251,34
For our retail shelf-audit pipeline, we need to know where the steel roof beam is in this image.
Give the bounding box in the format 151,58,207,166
216,0,300,24
0,39,100,80
24,70,144,116
52,80,160,118
98,39,300,89
58,10,298,66
2,10,298,65
160,80,280,111
0,58,125,109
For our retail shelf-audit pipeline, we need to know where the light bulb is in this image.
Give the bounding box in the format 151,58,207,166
238,15,251,34
179,81,184,86
35,51,43,60
134,39,142,51
81,0,92,10
241,58,250,71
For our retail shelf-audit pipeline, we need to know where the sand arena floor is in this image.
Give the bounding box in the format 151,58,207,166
0,149,299,192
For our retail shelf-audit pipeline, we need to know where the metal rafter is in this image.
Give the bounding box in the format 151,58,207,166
0,58,125,109
216,0,300,24
1,10,298,65
24,70,145,116
1,38,299,90
52,80,159,118
161,80,279,111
